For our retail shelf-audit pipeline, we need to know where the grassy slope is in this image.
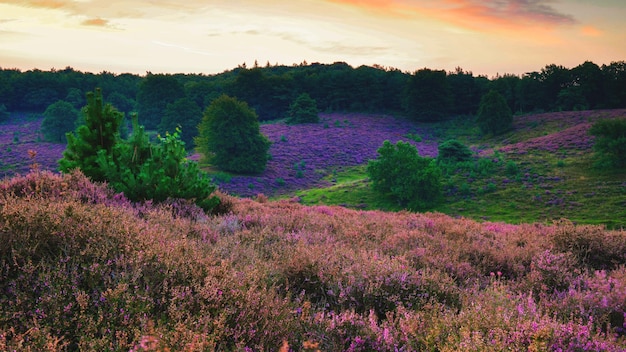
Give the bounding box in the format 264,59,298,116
292,110,626,229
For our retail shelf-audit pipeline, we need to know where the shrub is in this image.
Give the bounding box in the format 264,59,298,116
97,115,219,212
589,117,626,168
0,103,9,122
367,140,442,210
476,90,513,135
437,139,473,163
41,100,79,143
286,93,319,124
196,95,271,174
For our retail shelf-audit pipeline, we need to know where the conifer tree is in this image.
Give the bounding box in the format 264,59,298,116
59,88,124,181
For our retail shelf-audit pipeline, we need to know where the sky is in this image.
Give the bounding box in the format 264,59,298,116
0,0,624,77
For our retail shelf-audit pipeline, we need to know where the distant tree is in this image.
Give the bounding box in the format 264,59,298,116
556,86,588,111
367,140,442,210
571,61,603,109
64,88,85,109
41,100,79,143
59,88,125,182
589,118,626,169
136,73,184,129
196,95,271,174
404,68,452,121
286,93,319,124
437,139,473,163
158,97,202,148
0,104,9,123
107,91,136,115
476,90,513,135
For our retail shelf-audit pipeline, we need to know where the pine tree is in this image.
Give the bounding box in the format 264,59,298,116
59,88,124,182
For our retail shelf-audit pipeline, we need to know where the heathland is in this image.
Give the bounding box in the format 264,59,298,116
1,61,626,350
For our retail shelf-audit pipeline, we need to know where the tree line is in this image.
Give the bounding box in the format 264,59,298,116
1,60,626,137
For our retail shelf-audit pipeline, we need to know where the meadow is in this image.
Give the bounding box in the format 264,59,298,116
1,110,626,350
1,169,625,350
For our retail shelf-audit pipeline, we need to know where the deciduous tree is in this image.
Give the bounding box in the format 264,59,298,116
41,100,79,143
476,90,513,135
367,140,442,210
196,95,271,174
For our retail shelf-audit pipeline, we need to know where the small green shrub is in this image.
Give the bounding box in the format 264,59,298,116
367,140,442,211
437,139,473,163
589,118,626,169
286,93,319,124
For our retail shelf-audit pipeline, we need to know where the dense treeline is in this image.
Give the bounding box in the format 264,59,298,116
1,60,625,130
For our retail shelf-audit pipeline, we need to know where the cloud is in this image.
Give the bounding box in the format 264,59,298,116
81,17,109,27
326,0,577,31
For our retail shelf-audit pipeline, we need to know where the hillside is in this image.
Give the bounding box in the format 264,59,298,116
1,109,625,228
1,170,626,350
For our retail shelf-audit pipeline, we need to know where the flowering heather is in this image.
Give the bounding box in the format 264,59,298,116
1,171,626,350
210,113,438,197
0,113,65,178
498,109,626,155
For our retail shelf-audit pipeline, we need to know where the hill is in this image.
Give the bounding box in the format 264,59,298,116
1,109,625,228
1,170,625,350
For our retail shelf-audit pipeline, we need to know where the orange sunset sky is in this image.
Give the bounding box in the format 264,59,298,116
0,0,624,77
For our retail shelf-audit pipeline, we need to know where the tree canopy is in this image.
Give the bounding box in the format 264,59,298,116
41,100,79,143
196,95,271,174
476,90,513,135
367,140,442,211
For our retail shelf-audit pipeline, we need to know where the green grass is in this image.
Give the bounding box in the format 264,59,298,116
284,117,626,229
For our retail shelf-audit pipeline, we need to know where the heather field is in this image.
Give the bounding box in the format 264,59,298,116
1,170,626,350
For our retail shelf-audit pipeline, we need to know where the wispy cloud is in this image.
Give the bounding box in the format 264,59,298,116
327,0,577,31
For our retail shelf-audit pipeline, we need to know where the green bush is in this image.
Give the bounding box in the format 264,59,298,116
61,89,218,212
437,139,473,163
0,104,9,123
196,95,271,174
41,100,79,143
476,90,513,135
367,140,442,211
286,93,319,124
589,118,626,168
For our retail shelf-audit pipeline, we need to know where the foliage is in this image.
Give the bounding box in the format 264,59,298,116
2,170,626,350
158,97,202,148
59,88,125,182
367,140,442,210
136,73,184,129
196,95,271,174
286,93,319,124
97,115,219,211
0,103,9,123
437,139,473,163
404,68,452,121
589,118,626,168
477,89,513,135
41,100,79,143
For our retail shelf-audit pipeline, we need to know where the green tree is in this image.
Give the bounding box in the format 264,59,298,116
286,93,319,124
97,115,219,211
589,118,626,168
196,95,271,174
41,100,79,143
404,68,452,121
136,73,184,129
0,104,9,123
367,140,442,210
437,139,473,163
158,97,202,148
59,88,125,182
476,90,513,135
